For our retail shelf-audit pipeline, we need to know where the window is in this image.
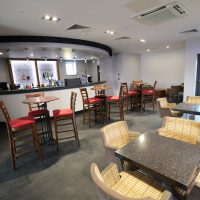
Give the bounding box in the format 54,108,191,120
66,61,77,75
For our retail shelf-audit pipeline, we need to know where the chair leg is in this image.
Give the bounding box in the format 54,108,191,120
32,124,44,160
72,116,80,145
8,132,16,170
54,119,59,152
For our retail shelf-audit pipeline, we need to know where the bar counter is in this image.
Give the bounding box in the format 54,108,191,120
0,81,106,121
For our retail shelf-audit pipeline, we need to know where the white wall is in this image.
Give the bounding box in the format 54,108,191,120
141,48,185,89
184,38,200,99
0,59,10,83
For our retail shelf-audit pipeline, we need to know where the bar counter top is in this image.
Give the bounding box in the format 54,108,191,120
0,81,106,95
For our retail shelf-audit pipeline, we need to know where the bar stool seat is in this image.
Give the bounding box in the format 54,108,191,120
142,89,153,95
28,109,48,117
107,96,119,101
10,116,35,129
84,97,101,104
53,109,73,117
128,90,137,95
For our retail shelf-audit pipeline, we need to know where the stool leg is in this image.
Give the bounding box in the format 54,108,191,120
32,124,44,160
72,115,80,145
8,131,16,170
54,118,59,152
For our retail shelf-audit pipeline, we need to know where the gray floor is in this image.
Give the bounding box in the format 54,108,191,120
0,108,199,200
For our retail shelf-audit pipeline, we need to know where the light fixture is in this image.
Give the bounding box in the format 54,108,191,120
44,57,47,61
30,53,34,57
166,45,170,49
26,57,29,61
139,39,146,43
55,55,58,58
0,52,3,55
60,57,63,62
84,58,87,63
42,15,61,22
52,17,58,22
44,15,51,20
93,59,95,63
105,30,115,35
147,49,150,52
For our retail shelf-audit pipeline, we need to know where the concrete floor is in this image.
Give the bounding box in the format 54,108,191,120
0,108,199,200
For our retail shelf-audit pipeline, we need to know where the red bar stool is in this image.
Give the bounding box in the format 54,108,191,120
107,85,125,121
0,101,44,170
80,87,102,127
120,82,138,111
25,92,49,141
141,80,157,111
53,91,79,152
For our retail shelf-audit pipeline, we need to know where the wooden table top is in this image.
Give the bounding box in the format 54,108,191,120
115,132,200,190
91,85,112,90
23,96,59,104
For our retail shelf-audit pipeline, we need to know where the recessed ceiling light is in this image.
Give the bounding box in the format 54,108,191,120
147,49,150,52
139,39,146,43
30,53,34,57
44,15,51,20
55,55,58,58
52,17,58,22
166,45,170,49
0,52,3,55
105,30,115,35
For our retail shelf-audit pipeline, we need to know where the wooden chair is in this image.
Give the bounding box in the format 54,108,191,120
166,86,182,103
132,80,144,90
120,82,138,111
186,96,200,104
90,162,172,200
100,121,140,170
141,80,157,111
25,92,50,141
80,87,102,127
0,101,43,170
158,116,200,145
53,91,79,152
157,97,182,118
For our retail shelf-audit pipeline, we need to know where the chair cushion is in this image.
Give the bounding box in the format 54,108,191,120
10,116,35,129
142,89,153,95
128,90,137,95
84,97,101,104
53,109,73,117
111,171,164,199
28,109,48,117
107,96,119,102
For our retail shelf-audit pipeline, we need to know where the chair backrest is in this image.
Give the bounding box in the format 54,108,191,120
186,96,200,104
70,91,77,112
80,87,88,102
0,101,11,131
168,86,181,95
25,92,44,111
100,121,131,149
120,82,128,93
94,84,105,96
132,80,143,89
158,117,200,144
156,98,172,118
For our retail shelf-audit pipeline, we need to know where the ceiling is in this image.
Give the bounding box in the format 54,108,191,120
0,0,200,55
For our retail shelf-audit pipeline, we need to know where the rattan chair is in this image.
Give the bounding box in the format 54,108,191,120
90,162,172,200
100,121,140,170
53,91,79,152
158,117,200,145
0,101,43,170
186,96,200,104
157,97,182,118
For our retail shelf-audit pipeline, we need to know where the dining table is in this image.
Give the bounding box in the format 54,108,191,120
23,96,59,142
115,132,200,198
172,102,200,115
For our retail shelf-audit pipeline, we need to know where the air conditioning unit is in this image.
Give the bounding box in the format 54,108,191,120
132,1,188,25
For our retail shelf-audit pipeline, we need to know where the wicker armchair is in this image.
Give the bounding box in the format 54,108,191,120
90,162,172,200
100,121,140,170
186,96,200,104
158,117,200,145
157,98,182,118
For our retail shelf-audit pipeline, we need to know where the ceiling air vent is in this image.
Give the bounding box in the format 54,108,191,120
180,29,198,33
115,36,132,40
66,24,91,30
132,1,188,25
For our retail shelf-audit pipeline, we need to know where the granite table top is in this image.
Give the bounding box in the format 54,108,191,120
115,132,200,190
172,103,200,115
